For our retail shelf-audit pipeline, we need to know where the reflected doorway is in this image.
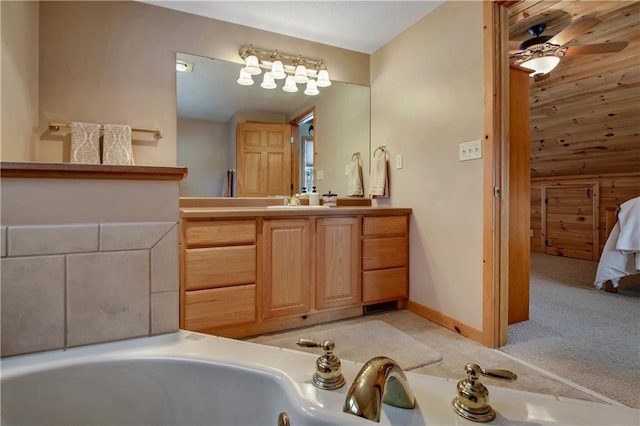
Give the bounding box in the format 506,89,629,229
291,108,315,194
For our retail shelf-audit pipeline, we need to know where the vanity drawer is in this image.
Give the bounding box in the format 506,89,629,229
362,267,408,303
363,216,407,237
362,237,408,270
185,220,256,247
184,284,256,330
185,245,256,290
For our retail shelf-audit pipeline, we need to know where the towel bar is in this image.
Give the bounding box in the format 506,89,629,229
48,122,163,139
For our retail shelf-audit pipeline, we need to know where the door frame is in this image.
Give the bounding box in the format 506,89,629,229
291,107,315,193
482,1,511,348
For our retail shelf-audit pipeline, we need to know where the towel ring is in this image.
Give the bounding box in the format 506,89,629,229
352,152,361,161
373,145,388,157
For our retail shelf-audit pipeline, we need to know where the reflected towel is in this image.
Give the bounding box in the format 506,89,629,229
369,149,389,198
103,124,134,165
70,122,101,164
347,154,364,197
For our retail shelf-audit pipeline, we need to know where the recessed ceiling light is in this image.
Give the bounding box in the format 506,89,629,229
176,60,193,72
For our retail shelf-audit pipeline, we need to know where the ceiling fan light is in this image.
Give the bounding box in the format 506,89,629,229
294,65,309,84
260,72,277,89
243,54,262,75
237,69,254,86
282,76,298,93
304,80,319,96
521,56,560,76
316,69,331,87
270,60,287,80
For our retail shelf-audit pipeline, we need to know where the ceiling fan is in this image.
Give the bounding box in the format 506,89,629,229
510,16,629,82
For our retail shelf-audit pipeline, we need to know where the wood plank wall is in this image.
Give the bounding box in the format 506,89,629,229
530,173,640,259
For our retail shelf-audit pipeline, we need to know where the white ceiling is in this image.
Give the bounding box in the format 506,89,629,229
141,1,443,54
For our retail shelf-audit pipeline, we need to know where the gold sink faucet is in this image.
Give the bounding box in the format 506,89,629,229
343,356,415,422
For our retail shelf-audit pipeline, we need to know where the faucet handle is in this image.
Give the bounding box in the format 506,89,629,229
296,339,345,390
452,363,517,423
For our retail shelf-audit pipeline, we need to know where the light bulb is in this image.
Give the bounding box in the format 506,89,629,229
270,60,286,80
261,73,277,89
237,69,254,86
294,65,308,84
282,76,298,93
243,54,262,75
304,80,319,96
316,69,331,87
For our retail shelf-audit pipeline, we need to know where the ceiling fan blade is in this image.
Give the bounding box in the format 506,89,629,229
562,41,629,56
547,16,602,47
533,73,551,83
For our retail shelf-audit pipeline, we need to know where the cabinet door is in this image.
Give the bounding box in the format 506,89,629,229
316,217,361,309
262,219,311,319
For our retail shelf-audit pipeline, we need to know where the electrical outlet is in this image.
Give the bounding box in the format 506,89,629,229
459,140,482,161
316,170,324,180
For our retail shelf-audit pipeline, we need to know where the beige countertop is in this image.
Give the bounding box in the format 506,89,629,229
180,206,411,219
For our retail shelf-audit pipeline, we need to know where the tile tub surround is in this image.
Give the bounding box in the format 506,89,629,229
0,163,186,357
1,222,179,357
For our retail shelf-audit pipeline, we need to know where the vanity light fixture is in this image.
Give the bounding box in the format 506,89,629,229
237,44,331,96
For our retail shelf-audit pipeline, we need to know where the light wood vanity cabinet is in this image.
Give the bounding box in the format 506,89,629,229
180,209,410,338
181,220,257,332
316,217,361,310
362,216,409,304
262,219,311,319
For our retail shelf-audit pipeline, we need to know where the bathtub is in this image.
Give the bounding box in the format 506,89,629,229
1,331,638,425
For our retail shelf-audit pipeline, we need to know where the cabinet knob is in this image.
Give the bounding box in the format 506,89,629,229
296,339,345,390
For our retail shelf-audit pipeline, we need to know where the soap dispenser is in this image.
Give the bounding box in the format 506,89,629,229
309,186,320,206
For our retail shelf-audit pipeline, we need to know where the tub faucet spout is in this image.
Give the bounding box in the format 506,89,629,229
343,356,415,422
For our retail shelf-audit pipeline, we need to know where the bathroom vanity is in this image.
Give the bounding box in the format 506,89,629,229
179,203,411,338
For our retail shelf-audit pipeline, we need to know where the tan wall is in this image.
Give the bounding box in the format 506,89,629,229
1,1,39,161
31,1,369,166
177,117,229,197
371,1,484,329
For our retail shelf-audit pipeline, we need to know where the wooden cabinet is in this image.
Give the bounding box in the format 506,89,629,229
262,219,311,319
181,220,257,332
180,209,410,338
316,217,361,309
362,216,409,304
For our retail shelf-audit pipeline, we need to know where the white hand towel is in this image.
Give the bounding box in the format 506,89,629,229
103,124,134,165
369,149,389,198
347,154,364,197
70,122,101,164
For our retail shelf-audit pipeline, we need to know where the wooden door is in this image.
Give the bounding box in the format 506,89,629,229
316,217,361,310
543,184,599,260
508,66,531,325
262,219,310,319
237,122,292,197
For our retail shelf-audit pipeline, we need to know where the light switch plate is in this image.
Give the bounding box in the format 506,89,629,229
459,140,482,161
345,164,350,176
316,170,324,180
395,154,403,169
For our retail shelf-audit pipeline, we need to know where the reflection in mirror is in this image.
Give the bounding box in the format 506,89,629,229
176,52,370,197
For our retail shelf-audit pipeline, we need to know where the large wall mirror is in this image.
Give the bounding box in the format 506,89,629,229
176,52,370,198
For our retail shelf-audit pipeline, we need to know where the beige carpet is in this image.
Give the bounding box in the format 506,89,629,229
501,253,640,408
249,320,442,370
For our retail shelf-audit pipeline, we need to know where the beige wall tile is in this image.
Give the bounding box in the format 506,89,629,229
1,256,65,356
8,224,98,256
67,251,150,347
101,221,176,251
150,224,178,293
151,291,179,335
1,226,6,257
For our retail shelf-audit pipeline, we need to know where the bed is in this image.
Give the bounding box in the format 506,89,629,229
594,196,640,290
